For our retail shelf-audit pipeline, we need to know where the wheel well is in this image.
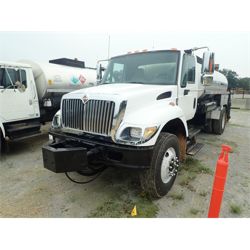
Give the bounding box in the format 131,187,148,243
161,118,187,162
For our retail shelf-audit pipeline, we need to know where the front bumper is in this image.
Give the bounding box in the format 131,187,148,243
42,130,154,173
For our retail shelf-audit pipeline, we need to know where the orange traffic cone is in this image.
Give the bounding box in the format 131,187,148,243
208,144,232,218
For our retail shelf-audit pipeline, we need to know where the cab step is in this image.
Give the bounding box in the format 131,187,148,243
188,127,201,139
187,142,204,156
5,121,41,141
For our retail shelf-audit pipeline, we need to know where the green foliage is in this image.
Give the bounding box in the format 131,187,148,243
219,69,239,89
219,68,250,90
190,208,200,215
169,193,184,200
230,204,242,214
238,77,250,91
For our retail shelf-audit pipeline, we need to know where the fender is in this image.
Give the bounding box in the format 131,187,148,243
117,102,188,147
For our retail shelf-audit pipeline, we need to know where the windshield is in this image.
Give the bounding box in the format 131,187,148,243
101,51,179,85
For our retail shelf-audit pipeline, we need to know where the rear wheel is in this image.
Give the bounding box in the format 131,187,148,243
204,119,213,133
140,133,180,198
213,107,227,135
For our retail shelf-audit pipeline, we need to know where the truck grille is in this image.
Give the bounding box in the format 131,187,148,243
62,99,115,136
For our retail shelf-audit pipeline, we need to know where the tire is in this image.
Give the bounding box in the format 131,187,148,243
204,119,213,133
140,132,180,198
213,107,227,135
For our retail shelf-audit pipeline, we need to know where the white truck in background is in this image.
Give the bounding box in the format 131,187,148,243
0,58,96,155
42,48,231,198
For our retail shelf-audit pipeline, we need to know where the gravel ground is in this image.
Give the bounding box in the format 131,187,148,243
0,108,249,218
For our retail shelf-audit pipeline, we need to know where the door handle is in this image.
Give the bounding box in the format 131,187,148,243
184,89,190,95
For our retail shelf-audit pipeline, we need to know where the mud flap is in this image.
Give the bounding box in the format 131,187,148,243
42,142,88,173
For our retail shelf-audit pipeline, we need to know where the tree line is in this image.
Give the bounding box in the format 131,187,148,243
219,69,250,91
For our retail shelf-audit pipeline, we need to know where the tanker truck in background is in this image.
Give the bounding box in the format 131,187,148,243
42,47,231,198
0,58,96,154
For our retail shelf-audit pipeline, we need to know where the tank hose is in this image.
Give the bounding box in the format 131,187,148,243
65,165,107,185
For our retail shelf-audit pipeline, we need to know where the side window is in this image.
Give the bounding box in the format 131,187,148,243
112,63,124,82
105,63,124,83
0,68,27,89
3,68,17,88
18,69,27,87
181,54,195,87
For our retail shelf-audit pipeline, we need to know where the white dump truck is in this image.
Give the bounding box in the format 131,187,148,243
42,48,231,198
0,58,96,154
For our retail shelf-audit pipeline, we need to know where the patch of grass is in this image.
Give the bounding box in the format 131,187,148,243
230,204,242,215
169,193,184,200
182,157,213,175
190,208,199,215
199,191,208,197
186,184,196,192
178,175,194,187
89,195,159,218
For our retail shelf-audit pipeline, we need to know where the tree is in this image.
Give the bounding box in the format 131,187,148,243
238,77,250,91
219,69,239,89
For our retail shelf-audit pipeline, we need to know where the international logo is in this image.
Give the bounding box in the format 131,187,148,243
82,94,89,104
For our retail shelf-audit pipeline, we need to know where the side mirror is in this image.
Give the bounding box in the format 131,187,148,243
96,60,109,84
201,51,215,74
96,62,103,84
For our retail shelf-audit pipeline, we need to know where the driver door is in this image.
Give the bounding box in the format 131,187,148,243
0,67,37,122
177,54,198,121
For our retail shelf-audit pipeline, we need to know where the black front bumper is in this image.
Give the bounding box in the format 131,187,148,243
42,131,154,173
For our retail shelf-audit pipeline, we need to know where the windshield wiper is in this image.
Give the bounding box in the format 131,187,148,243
126,81,144,84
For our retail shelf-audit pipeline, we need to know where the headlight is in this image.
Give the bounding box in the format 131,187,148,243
52,113,61,129
130,127,142,139
143,126,158,140
119,126,158,144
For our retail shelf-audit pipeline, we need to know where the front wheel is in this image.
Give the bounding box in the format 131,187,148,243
140,133,180,198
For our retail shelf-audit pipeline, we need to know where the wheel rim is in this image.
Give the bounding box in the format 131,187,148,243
222,111,226,129
160,147,178,184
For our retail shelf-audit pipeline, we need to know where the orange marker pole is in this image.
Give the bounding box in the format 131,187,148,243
208,144,232,218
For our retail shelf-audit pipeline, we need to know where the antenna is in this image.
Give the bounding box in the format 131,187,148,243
107,35,111,59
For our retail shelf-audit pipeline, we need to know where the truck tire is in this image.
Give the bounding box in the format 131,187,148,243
204,119,213,133
140,132,180,198
213,107,227,135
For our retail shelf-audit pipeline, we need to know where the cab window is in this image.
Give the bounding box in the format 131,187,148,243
181,54,195,87
0,68,27,89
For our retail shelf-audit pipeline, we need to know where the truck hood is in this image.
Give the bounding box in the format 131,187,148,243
63,83,178,127
65,83,176,103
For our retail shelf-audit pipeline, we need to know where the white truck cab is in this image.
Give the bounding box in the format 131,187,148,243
0,61,40,123
42,48,231,198
0,59,96,155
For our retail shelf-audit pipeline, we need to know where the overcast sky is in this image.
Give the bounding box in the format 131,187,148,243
0,32,249,77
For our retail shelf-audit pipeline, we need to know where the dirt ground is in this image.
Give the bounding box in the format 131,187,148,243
0,108,249,218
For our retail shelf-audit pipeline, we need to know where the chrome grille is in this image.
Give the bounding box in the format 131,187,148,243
62,99,115,136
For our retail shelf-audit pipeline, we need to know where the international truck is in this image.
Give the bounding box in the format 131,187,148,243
42,47,231,198
0,58,96,155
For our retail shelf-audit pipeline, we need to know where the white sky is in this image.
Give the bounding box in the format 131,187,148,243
0,0,249,77
0,32,249,77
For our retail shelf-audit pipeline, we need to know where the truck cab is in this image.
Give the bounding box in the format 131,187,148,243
0,62,40,147
43,48,230,198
